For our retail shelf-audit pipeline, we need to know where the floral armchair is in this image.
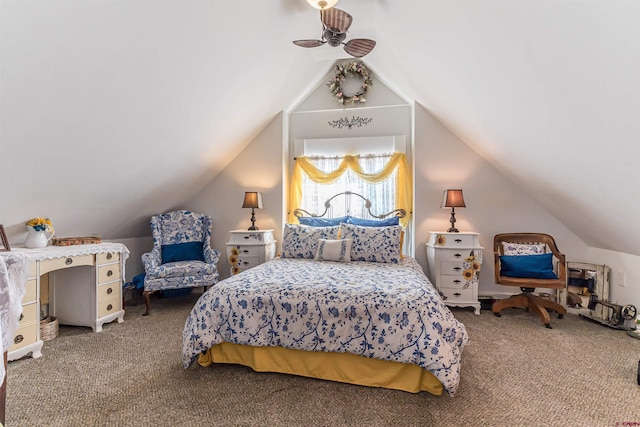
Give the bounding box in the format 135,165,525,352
141,210,220,316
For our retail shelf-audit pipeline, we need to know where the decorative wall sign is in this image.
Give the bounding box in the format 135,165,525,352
327,61,372,107
328,116,373,129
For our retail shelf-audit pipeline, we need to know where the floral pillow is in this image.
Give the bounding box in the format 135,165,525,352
314,239,352,262
281,224,340,259
502,242,546,256
338,223,402,264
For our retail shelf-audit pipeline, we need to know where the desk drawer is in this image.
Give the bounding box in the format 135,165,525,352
23,279,37,304
98,264,121,284
11,324,37,351
97,252,120,264
40,254,94,274
98,283,121,301
98,297,120,318
18,302,38,327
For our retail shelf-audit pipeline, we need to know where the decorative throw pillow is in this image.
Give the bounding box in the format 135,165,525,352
502,242,546,256
281,224,340,259
298,216,350,227
161,242,205,264
338,223,402,264
347,216,400,227
499,253,558,279
314,239,352,262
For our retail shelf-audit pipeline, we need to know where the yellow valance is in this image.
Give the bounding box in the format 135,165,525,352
288,152,412,228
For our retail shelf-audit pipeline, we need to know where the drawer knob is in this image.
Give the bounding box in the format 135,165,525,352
242,261,249,265
243,236,250,239
106,253,113,260
65,258,73,265
19,313,24,321
107,287,113,295
107,270,113,277
454,253,462,258
455,239,462,243
14,334,24,344
454,267,461,271
107,304,113,311
454,293,461,297
242,249,249,253
453,280,461,284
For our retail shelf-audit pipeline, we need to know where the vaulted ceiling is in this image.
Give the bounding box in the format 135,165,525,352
1,0,638,255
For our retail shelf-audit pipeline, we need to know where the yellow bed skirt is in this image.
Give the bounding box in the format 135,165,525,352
198,343,443,395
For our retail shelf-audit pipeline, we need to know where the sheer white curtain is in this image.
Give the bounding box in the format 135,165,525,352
300,154,397,218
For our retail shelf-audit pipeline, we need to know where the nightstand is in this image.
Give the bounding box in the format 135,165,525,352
426,231,483,314
226,230,276,275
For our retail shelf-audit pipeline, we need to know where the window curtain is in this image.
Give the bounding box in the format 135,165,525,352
288,152,412,228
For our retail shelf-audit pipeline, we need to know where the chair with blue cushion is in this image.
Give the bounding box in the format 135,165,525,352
141,210,220,316
493,233,567,328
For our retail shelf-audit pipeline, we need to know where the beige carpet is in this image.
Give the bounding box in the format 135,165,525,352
6,291,640,427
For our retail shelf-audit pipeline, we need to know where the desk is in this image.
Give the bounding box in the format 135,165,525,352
6,243,129,362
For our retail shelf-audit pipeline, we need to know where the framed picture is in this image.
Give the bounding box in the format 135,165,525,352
0,225,10,252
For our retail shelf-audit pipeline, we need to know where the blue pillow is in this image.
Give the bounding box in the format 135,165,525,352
499,253,558,279
347,216,400,227
298,216,350,227
161,242,205,264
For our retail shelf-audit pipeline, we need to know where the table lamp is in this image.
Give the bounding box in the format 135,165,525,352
242,192,263,231
441,189,465,233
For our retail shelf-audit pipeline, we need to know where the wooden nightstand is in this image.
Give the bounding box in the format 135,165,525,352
226,230,276,276
426,231,483,314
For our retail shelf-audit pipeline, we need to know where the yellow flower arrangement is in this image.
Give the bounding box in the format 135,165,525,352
26,217,54,234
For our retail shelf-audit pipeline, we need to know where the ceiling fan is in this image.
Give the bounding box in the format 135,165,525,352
293,7,376,58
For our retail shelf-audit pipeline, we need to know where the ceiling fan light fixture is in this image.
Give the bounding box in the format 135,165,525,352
307,0,339,10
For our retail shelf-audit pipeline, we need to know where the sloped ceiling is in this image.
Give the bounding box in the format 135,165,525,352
1,0,638,255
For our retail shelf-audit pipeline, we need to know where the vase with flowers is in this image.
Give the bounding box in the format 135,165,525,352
25,217,55,248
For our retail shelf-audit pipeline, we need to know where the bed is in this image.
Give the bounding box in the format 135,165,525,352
181,193,469,396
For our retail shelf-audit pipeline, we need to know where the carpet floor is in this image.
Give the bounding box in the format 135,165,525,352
6,291,640,426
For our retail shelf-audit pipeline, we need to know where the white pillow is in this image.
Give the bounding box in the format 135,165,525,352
281,224,340,259
314,239,352,262
338,223,402,264
502,242,545,256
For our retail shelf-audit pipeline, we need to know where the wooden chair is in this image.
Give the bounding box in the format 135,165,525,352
493,233,567,328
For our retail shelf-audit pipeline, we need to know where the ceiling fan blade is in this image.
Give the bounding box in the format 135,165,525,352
322,8,352,33
293,39,325,48
344,39,376,58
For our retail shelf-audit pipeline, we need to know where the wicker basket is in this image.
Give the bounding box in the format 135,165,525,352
40,316,59,341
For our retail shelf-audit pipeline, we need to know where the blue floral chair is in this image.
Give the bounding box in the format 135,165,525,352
141,210,220,316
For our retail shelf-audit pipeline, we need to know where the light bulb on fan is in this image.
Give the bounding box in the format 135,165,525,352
306,0,339,10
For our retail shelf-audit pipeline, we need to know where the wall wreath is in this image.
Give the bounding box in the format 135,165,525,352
327,61,373,107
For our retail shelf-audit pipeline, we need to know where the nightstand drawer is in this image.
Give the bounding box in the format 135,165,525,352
97,252,120,264
440,287,474,302
440,261,465,275
234,246,264,257
237,256,261,270
11,324,37,350
98,283,121,301
98,264,121,284
436,249,470,262
439,275,468,289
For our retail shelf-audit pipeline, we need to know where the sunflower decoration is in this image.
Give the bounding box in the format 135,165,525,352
228,247,241,275
26,217,54,234
462,251,482,286
435,234,447,246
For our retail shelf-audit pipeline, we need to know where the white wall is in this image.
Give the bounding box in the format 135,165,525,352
188,113,285,281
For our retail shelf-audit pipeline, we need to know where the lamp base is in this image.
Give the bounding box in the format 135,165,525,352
447,226,459,233
448,209,459,233
247,209,258,231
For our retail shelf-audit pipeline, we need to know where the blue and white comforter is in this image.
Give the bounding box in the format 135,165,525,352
182,257,469,395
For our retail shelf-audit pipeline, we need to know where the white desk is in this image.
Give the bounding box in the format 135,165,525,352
6,243,129,361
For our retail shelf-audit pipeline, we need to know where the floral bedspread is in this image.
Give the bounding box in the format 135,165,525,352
182,257,469,395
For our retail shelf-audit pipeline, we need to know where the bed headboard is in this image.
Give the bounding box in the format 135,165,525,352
294,191,406,220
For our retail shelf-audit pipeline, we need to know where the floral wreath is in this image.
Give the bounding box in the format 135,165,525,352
327,61,373,107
